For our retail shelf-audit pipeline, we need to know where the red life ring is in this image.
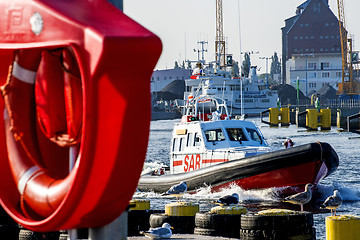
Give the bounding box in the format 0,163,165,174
2,48,80,218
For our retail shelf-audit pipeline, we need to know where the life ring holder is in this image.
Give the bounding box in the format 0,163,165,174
0,0,162,232
1,48,80,219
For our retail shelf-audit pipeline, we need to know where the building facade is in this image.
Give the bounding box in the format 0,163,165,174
282,0,342,96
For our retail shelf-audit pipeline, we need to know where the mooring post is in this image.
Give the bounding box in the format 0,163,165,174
89,210,128,240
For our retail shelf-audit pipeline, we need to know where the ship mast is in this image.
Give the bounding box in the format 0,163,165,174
215,0,226,69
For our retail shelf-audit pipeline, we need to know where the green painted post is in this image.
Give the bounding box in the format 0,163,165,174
296,77,300,107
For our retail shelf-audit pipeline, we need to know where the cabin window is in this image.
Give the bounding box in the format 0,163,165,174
194,133,201,146
226,128,248,142
179,137,185,151
173,138,180,152
187,133,193,147
205,129,225,142
246,128,262,142
172,139,176,152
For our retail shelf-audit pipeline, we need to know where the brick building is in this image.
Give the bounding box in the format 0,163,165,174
282,0,342,96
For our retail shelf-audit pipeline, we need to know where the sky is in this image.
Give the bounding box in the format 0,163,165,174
124,0,360,74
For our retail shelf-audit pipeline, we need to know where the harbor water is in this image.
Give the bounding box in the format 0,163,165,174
134,118,360,240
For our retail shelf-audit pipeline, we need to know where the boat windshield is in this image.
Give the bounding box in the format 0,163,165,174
205,129,225,142
226,128,248,142
246,128,262,143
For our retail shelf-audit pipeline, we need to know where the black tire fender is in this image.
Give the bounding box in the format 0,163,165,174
193,227,219,236
240,227,316,240
241,211,313,230
195,211,241,229
149,213,195,234
128,210,164,236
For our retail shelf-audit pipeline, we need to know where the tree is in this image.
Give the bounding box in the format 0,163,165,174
174,61,179,69
241,53,250,78
270,52,281,81
259,73,272,84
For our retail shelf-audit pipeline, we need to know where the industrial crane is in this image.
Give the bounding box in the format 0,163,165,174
337,0,360,96
215,0,226,69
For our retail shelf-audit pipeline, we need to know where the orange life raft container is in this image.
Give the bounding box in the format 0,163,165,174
0,0,161,232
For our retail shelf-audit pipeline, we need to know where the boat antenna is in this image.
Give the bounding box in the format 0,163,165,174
238,0,244,116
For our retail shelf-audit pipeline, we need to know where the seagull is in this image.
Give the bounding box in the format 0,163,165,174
140,223,173,239
217,193,239,205
321,190,342,216
166,181,187,202
284,183,314,211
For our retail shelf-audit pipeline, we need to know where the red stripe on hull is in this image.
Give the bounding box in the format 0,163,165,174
173,160,183,167
202,159,228,164
211,161,321,194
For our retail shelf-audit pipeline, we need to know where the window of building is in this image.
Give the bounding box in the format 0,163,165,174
151,77,154,81
322,72,330,78
336,72,342,77
308,73,317,78
169,76,172,79
157,77,160,80
309,83,317,88
322,82,329,86
308,62,316,69
321,62,330,69
164,76,167,80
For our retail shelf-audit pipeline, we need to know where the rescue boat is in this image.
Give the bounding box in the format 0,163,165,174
137,82,339,194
